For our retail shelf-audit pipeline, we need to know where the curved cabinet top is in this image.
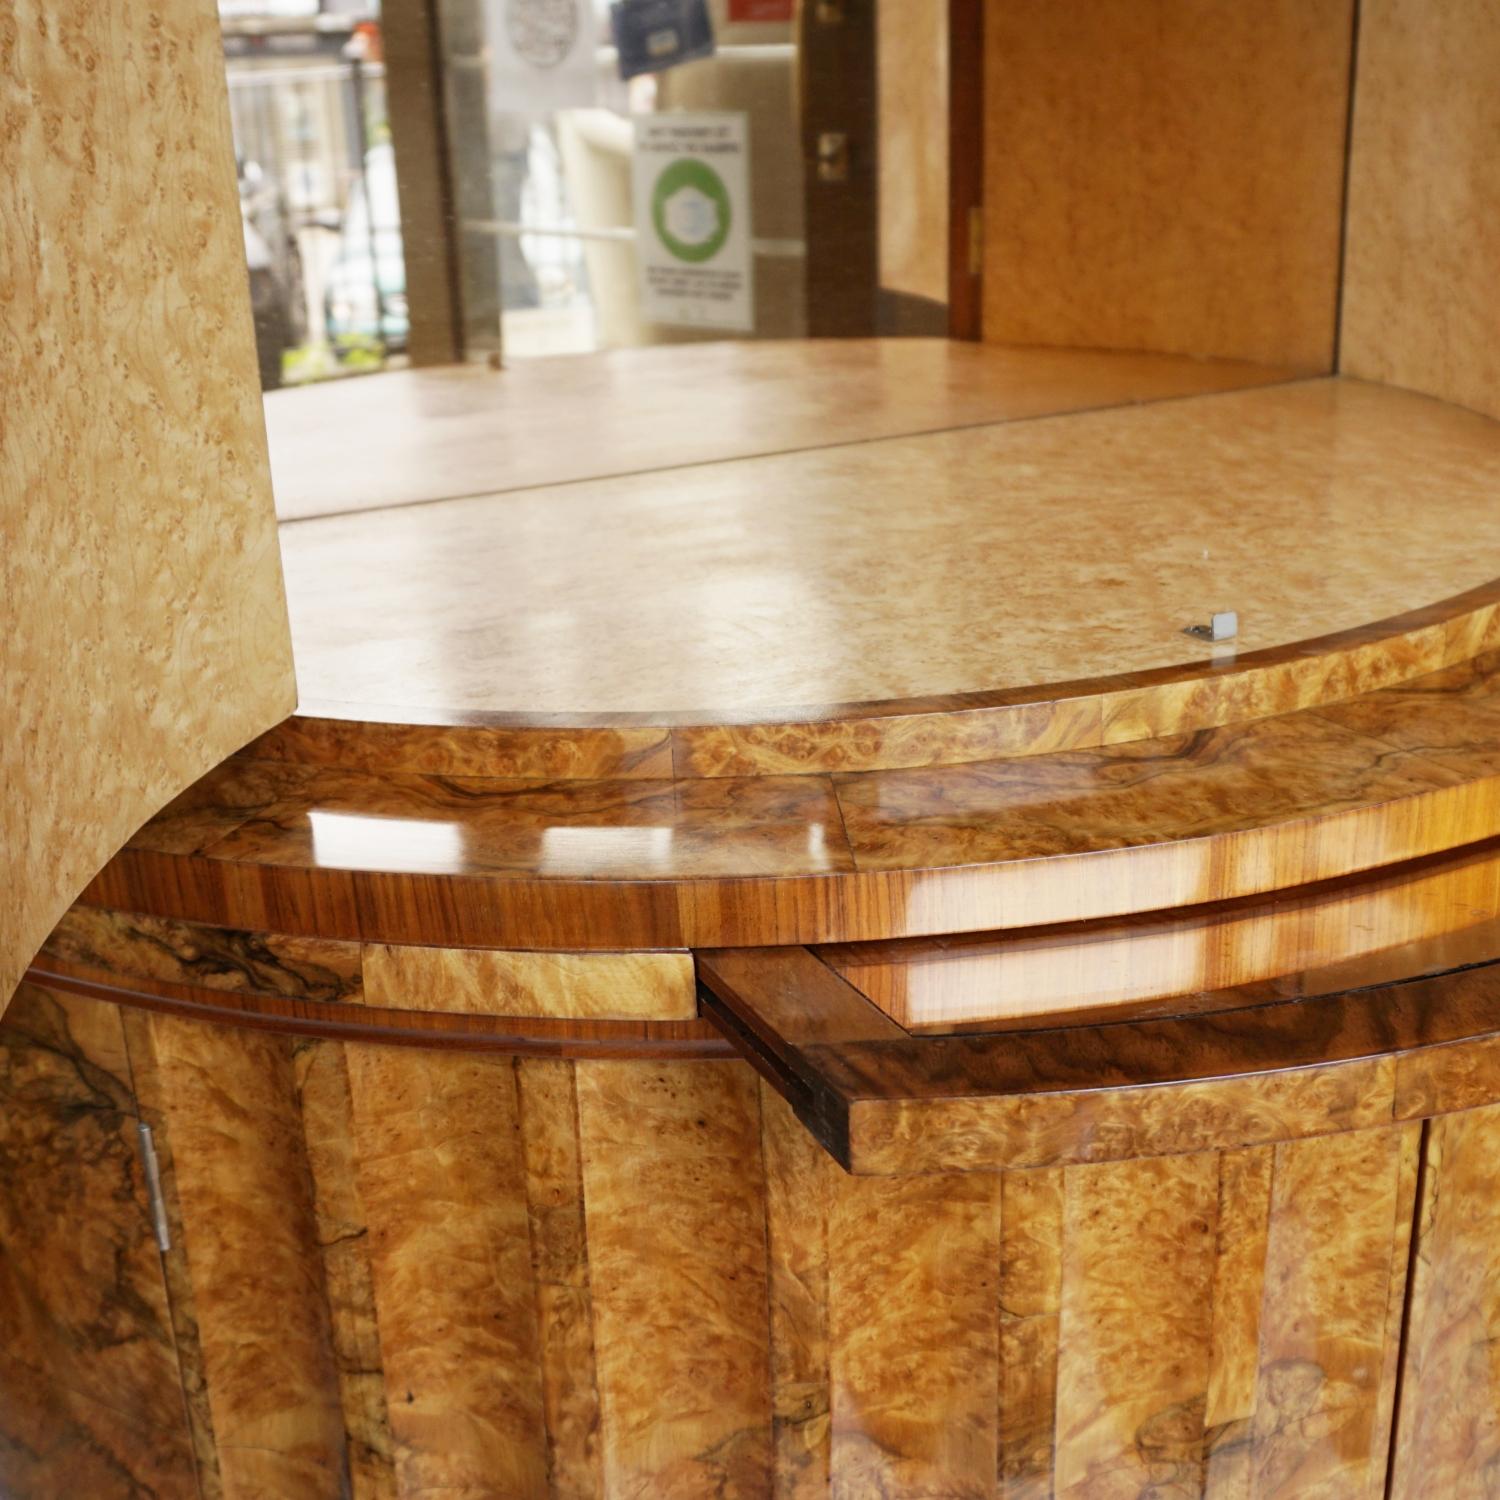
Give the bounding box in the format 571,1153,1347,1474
81,648,1500,951
271,372,1500,779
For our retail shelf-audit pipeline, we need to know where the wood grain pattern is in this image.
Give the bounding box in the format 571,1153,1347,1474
1390,1107,1500,1497
1341,0,1500,421
1312,649,1500,772
998,1168,1065,1498
576,1060,773,1497
13,982,1500,1498
828,1172,1002,1497
71,644,1500,957
831,704,1468,871
45,904,363,1005
362,942,695,1020
278,380,1500,734
760,1084,836,1498
1250,1126,1417,1497
116,1004,225,1498
71,653,1500,956
0,1347,199,1500
201,765,855,880
1203,1147,1275,1495
264,570,1500,785
127,758,323,858
877,0,948,306
517,1060,605,1499
292,1039,397,1499
817,840,1500,1034
45,899,1500,1144
138,1013,348,1498
1053,1153,1219,1497
344,1044,549,1496
698,946,1500,1175
1,0,295,1009
843,1064,1396,1179
251,714,676,782
27,955,735,1059
982,0,1352,367
0,984,199,1497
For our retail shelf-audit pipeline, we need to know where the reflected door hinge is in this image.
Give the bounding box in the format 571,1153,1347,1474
137,1122,171,1254
967,205,984,278
816,131,850,183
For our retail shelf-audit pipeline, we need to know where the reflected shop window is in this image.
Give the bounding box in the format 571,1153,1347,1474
217,0,954,388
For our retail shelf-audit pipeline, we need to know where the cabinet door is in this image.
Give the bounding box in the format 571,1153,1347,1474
1,0,297,1007
0,983,199,1496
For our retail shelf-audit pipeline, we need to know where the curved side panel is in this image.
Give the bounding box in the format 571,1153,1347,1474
0,0,296,1008
1341,0,1500,422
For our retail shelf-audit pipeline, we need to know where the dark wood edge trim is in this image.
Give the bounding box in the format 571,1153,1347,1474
1383,1111,1429,1485
1332,0,1365,372
22,963,737,1059
283,570,1500,735
694,945,908,1165
697,941,1500,1174
382,0,466,365
832,955,1500,1098
696,978,852,1169
697,939,1500,1101
947,0,984,340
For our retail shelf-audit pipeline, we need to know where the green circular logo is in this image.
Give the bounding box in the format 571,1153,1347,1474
650,158,731,264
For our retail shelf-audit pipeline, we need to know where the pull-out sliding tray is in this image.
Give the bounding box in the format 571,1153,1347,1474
696,938,1500,1175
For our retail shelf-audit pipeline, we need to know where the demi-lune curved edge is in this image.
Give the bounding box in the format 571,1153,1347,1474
83,645,1500,953
19,963,735,1061
29,923,1500,1180
258,571,1500,779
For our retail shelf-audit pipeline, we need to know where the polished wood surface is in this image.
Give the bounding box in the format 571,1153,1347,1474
817,840,1500,1033
1,0,296,1008
32,900,715,1055
258,544,1500,779
696,942,1500,1175
347,1044,550,1493
278,378,1500,736
265,340,1290,522
763,1099,1423,1498
67,648,1500,954
1341,0,1500,422
981,0,1354,368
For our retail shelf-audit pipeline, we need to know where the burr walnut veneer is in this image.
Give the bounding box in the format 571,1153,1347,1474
14,350,1500,1497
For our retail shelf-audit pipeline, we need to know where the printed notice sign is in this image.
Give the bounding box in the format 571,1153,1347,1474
632,112,753,333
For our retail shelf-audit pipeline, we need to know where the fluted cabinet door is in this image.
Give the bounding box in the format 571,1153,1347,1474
0,0,297,1008
0,985,200,1495
21,981,1500,1496
1389,1106,1500,1497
